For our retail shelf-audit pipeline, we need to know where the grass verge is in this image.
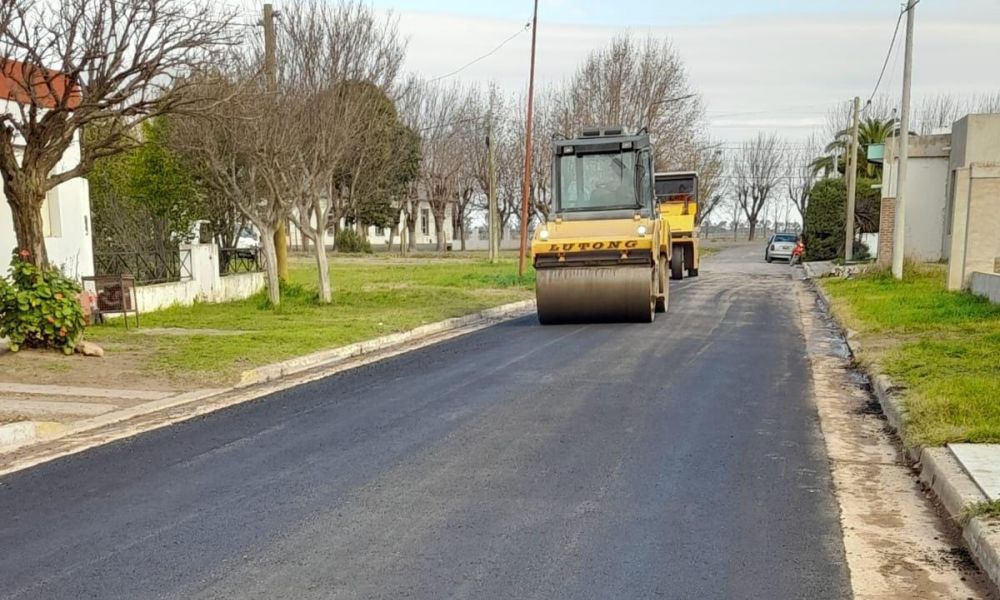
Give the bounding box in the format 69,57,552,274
820,263,1000,446
960,500,1000,525
86,257,534,385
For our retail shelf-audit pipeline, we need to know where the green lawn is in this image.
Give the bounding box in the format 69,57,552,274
87,258,534,385
821,264,1000,446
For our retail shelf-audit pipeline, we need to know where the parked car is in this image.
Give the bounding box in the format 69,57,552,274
765,233,798,262
235,230,260,259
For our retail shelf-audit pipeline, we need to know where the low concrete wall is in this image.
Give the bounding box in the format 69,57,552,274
129,272,264,314
971,271,1000,303
105,243,265,316
218,272,266,304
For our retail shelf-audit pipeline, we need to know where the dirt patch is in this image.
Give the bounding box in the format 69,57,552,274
0,413,28,425
0,344,184,392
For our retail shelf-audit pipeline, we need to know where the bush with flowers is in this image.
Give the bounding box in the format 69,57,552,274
0,249,85,354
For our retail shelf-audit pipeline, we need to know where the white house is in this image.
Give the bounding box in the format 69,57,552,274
368,200,454,248
287,198,456,250
0,64,94,279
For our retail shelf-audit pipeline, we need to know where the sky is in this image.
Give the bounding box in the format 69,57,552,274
358,0,1000,145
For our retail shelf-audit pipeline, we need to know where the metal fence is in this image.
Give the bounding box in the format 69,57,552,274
219,247,262,276
93,249,192,285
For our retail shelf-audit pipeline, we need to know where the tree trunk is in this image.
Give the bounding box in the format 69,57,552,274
259,228,281,307
6,186,49,268
387,227,396,252
274,223,289,282
407,216,417,252
314,228,331,304
748,220,758,241
434,212,446,251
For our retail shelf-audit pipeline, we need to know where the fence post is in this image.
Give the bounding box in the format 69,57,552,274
180,243,221,301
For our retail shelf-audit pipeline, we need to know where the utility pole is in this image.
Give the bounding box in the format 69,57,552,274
844,96,861,261
262,4,289,281
517,0,539,278
487,107,499,264
892,0,916,279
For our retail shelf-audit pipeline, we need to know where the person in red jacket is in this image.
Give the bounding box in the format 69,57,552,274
790,237,805,266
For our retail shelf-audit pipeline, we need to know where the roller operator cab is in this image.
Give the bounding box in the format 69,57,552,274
531,127,670,324
654,171,701,280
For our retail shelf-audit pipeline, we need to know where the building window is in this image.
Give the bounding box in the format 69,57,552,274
421,208,430,236
41,188,61,238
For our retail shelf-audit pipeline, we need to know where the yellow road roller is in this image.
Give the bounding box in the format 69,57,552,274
531,127,669,324
654,171,700,280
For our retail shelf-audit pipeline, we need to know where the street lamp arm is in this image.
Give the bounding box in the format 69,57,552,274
644,93,697,127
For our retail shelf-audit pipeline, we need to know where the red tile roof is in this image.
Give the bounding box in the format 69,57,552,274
0,59,81,109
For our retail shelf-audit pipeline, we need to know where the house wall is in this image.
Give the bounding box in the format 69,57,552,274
0,132,93,279
947,164,1000,290
946,114,1000,290
951,114,1000,171
879,133,951,264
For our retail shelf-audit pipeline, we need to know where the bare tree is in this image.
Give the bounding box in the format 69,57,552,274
913,91,1000,134
679,143,725,227
824,95,896,145
555,33,704,169
278,1,405,300
786,138,820,223
732,133,784,241
170,73,297,306
405,80,474,251
0,0,238,267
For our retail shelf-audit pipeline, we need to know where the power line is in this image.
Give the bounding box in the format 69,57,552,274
863,2,919,110
429,21,531,82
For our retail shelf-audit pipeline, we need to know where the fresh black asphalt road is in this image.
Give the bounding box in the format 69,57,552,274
0,245,851,599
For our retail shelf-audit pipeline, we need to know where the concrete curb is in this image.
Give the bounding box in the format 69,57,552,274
965,518,1000,591
0,299,536,469
809,277,1000,591
918,448,989,517
236,299,536,387
802,260,835,279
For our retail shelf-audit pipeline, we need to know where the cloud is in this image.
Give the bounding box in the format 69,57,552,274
389,5,1000,143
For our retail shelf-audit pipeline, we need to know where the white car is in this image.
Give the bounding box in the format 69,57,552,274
765,233,798,262
235,231,260,258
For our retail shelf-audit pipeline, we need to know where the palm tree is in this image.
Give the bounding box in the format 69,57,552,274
810,117,896,178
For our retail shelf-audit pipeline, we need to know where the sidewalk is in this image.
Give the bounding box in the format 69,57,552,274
951,444,1000,501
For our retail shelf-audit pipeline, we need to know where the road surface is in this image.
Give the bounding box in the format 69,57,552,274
1,244,853,599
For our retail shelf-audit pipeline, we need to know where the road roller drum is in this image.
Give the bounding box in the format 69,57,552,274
536,266,655,324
